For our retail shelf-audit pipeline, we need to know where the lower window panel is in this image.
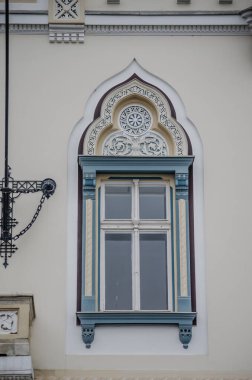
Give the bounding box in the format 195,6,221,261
140,233,168,310
105,233,132,310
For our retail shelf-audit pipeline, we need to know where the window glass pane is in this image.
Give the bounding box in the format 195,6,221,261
105,233,132,310
140,234,168,310
139,186,166,219
105,186,131,219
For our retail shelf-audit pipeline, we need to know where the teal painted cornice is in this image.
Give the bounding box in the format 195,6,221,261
79,156,194,174
77,311,196,349
77,311,196,324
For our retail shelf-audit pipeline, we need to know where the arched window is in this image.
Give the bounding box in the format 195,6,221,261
77,74,197,350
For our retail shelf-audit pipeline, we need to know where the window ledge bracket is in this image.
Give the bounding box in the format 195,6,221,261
77,311,196,349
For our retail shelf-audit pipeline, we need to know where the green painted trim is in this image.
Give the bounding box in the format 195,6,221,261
77,311,196,349
81,175,96,312
175,198,181,298
170,186,175,311
81,190,87,309
82,297,96,312
79,155,195,316
77,311,196,325
178,296,192,312
92,197,96,306
98,188,101,310
79,156,194,175
186,200,191,297
175,170,192,312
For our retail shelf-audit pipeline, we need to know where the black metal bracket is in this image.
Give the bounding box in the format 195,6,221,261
0,167,56,268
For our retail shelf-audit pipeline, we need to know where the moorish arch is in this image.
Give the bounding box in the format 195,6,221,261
81,76,189,157
67,60,207,355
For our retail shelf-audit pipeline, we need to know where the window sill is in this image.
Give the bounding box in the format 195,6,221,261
76,311,196,349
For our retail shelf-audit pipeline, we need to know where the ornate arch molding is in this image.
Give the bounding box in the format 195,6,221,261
67,60,207,355
81,78,189,157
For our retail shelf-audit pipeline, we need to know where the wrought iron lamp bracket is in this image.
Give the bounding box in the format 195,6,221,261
0,167,56,268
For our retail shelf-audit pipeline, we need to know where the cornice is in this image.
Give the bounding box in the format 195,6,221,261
85,23,249,35
0,10,251,40
0,24,48,34
240,6,252,30
0,23,249,36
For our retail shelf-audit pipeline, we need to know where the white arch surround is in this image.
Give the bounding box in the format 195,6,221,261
67,60,207,355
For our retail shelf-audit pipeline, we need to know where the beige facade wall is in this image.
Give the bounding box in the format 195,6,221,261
0,26,252,374
78,0,252,12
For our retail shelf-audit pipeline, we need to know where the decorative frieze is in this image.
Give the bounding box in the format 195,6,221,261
85,24,249,36
0,23,250,37
0,24,48,34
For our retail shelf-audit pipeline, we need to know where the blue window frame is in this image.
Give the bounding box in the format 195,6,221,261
77,156,196,349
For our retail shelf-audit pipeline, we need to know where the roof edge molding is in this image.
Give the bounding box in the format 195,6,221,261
0,6,251,41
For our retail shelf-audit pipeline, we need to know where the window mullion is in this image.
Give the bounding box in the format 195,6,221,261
166,182,171,221
132,180,140,310
133,228,140,311
132,179,139,221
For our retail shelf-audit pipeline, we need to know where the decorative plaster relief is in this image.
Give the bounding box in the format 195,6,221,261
48,0,84,42
103,104,168,156
0,311,18,334
49,0,84,23
49,24,84,43
55,0,79,21
119,105,152,136
178,199,188,297
103,131,168,156
85,199,93,297
84,80,188,156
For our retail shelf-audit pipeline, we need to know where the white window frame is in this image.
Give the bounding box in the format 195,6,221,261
100,179,173,312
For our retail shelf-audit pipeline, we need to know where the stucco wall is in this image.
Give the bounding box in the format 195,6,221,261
0,31,252,372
